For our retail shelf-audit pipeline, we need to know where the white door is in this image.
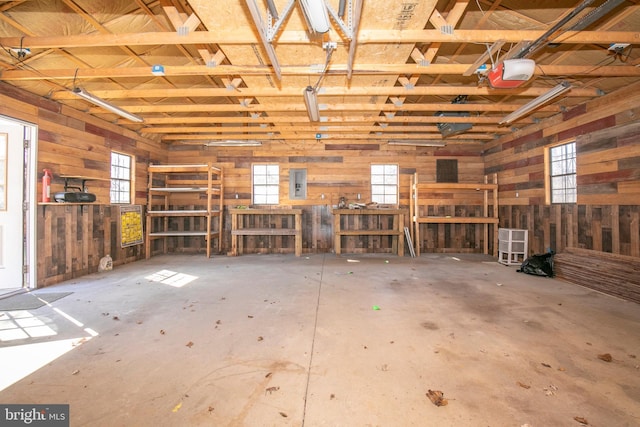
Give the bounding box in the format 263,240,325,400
0,119,25,289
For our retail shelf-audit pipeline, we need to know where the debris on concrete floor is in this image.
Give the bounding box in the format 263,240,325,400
265,386,280,395
574,416,589,425
544,384,558,396
426,389,448,406
598,353,613,362
517,381,531,389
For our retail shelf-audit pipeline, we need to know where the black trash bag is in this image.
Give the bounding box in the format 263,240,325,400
517,251,555,277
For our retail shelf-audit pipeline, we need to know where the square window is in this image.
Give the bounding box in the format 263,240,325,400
253,164,279,205
371,164,398,205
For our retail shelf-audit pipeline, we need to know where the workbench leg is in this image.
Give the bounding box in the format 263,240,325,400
231,213,238,256
398,214,404,257
333,213,341,255
295,213,302,257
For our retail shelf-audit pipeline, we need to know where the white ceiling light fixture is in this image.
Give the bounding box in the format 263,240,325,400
303,42,334,122
303,86,320,122
205,140,262,147
499,82,571,125
72,88,144,123
388,141,447,147
299,0,331,34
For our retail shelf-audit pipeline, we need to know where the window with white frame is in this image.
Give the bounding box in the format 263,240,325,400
550,141,577,203
253,164,279,205
110,151,132,204
371,164,398,204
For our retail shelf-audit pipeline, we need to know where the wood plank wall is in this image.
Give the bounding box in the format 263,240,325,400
168,142,487,255
0,82,167,287
485,81,640,258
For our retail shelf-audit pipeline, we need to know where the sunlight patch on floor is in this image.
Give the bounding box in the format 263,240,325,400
145,269,198,287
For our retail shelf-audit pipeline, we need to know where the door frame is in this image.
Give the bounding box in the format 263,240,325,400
0,115,38,289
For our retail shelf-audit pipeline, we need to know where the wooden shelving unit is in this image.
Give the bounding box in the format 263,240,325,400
146,163,224,258
410,173,499,256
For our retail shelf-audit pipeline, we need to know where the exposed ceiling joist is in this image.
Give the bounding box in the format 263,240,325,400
1,30,638,49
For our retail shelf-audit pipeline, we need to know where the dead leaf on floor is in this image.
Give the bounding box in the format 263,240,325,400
426,389,448,407
248,315,254,318
598,353,612,362
257,336,264,341
574,416,589,425
172,402,182,413
265,386,280,395
279,412,288,418
541,363,552,368
265,372,272,378
186,341,194,348
517,381,531,389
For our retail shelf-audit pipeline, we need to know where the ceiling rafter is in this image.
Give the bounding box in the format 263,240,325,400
1,30,638,49
96,102,564,115
3,64,636,81
123,114,516,125
49,85,601,100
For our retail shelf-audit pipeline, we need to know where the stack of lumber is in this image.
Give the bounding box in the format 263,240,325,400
554,247,640,304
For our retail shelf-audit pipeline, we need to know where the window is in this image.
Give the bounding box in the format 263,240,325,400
253,164,279,205
549,141,577,203
110,152,132,204
371,164,398,204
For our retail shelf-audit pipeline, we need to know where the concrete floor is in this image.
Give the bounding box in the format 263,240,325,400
0,253,639,426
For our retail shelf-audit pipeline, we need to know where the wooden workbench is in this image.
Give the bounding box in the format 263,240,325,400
230,208,303,256
331,208,407,256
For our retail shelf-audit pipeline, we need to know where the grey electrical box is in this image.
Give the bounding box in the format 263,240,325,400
289,169,307,200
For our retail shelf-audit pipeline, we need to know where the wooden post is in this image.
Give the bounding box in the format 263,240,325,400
414,173,421,256
295,210,302,256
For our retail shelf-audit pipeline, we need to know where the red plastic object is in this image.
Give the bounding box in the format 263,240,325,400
42,169,52,202
488,62,528,88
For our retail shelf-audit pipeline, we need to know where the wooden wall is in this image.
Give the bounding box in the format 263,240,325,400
167,142,487,255
0,82,167,286
485,81,640,257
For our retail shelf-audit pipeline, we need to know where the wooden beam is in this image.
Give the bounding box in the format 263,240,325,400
4,64,635,81
1,30,638,49
97,102,564,114
164,132,497,141
51,85,598,100
141,124,511,134
123,114,517,125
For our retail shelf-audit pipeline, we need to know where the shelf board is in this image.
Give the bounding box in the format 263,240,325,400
148,210,207,216
149,231,211,237
415,216,499,224
149,187,209,192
